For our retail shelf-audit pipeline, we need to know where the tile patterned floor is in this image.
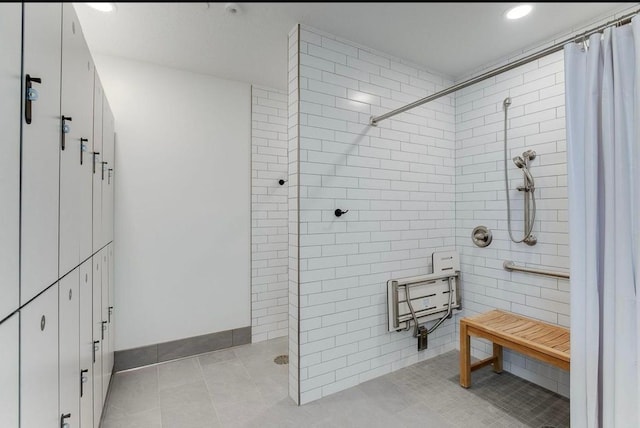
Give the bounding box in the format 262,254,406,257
102,337,569,428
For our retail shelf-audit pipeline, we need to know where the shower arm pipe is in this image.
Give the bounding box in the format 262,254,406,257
503,260,570,279
369,9,639,126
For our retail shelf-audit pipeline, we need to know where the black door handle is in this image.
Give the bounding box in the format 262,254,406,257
108,169,113,185
60,413,71,428
61,116,72,150
80,369,88,397
101,321,107,340
92,152,100,174
93,340,99,363
108,306,114,323
25,74,41,125
101,161,108,180
80,138,88,165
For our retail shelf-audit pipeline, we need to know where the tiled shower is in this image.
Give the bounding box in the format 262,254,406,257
283,24,570,404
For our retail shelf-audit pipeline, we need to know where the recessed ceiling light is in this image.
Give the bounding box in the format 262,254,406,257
86,3,116,13
225,3,242,14
505,4,532,20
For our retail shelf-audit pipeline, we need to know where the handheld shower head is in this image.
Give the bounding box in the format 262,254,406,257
513,156,525,168
513,155,535,188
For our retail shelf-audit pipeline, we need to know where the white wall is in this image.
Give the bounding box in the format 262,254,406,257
95,55,251,351
291,25,457,404
455,50,570,396
251,85,289,342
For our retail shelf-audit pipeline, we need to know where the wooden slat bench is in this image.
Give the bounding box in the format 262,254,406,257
459,309,570,388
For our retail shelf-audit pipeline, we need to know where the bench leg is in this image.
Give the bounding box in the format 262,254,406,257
492,343,503,373
460,322,471,388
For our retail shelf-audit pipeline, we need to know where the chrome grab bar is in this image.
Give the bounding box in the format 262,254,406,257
503,260,569,279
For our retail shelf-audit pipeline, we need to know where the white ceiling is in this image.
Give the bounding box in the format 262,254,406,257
75,2,636,90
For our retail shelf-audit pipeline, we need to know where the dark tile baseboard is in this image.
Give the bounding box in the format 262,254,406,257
114,326,251,371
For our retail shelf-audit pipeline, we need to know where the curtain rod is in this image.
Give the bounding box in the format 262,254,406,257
369,9,639,126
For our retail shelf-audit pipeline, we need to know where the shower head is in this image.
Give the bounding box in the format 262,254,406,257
513,156,535,187
513,156,525,168
523,149,536,161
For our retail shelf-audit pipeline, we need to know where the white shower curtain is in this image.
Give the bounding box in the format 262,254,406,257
565,20,640,428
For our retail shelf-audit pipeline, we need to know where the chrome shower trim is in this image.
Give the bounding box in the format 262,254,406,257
503,97,537,245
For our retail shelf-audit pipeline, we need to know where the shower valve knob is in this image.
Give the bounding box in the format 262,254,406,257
471,226,492,248
474,232,489,242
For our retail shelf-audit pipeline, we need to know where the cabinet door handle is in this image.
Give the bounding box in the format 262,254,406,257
61,116,72,150
93,152,100,174
80,369,89,397
93,340,99,363
101,161,108,180
60,413,71,428
101,321,107,340
80,138,89,165
25,74,41,124
108,306,114,323
108,168,113,185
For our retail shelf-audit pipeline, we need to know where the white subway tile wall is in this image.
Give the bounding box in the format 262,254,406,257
293,25,457,404
288,24,301,405
251,85,289,343
455,50,569,397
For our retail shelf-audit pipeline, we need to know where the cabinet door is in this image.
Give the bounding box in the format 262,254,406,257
101,250,111,401
92,254,103,427
21,285,59,428
92,76,103,253
60,3,95,276
102,101,115,246
21,2,62,305
79,260,94,428
59,268,80,428
0,3,21,321
20,3,62,304
107,244,115,379
0,314,19,428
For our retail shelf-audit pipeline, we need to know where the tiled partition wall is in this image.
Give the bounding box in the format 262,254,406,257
455,49,570,396
251,85,289,343
289,25,457,404
288,25,301,405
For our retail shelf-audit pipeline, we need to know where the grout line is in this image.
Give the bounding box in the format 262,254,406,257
196,351,224,428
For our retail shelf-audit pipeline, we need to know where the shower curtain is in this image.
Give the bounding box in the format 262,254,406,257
565,20,639,428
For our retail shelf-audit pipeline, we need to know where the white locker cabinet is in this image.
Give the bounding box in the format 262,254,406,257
21,2,62,305
79,260,94,428
0,3,21,321
101,250,111,402
0,314,19,428
59,268,80,428
92,254,104,426
92,76,104,253
60,3,96,276
21,285,59,428
102,101,115,246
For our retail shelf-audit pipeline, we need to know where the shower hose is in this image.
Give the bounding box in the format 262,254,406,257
503,100,536,243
